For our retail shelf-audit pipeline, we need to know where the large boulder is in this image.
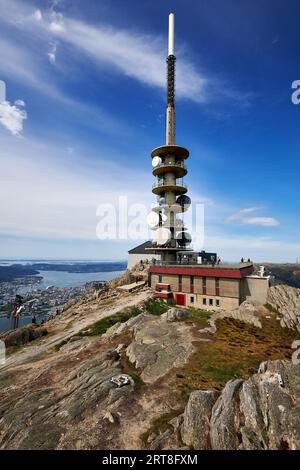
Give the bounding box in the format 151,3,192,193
267,284,300,332
210,379,244,449
0,325,47,347
181,390,219,449
126,317,194,383
164,308,192,322
180,360,300,450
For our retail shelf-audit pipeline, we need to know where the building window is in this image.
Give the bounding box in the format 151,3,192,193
178,274,183,292
190,275,194,293
158,275,162,283
190,296,194,304
203,298,207,305
209,299,213,306
216,299,220,307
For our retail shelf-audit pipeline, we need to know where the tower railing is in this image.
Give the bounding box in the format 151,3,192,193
152,181,187,190
155,161,186,169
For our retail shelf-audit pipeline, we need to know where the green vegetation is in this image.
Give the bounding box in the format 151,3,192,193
54,298,170,353
120,352,145,390
143,298,169,316
6,344,22,356
186,308,211,327
54,340,68,352
265,303,280,314
54,306,142,351
81,306,141,337
171,312,298,402
140,409,183,448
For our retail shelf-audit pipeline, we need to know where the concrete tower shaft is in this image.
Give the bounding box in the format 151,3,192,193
147,13,191,264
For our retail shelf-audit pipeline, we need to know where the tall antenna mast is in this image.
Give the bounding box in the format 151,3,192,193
166,13,175,145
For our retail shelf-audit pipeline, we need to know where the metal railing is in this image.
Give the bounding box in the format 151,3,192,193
152,181,187,190
149,242,193,251
154,161,186,170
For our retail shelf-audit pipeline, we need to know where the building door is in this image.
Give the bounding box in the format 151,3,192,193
176,293,186,306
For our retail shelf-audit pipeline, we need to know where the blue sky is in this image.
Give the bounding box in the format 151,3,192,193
0,0,299,262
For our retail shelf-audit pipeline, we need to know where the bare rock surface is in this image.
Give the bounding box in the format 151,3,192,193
0,346,135,449
179,360,300,450
0,325,47,347
126,316,194,383
267,284,300,332
163,307,192,322
181,390,219,449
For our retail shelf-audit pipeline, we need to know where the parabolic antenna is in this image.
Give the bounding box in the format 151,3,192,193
158,196,166,205
176,231,192,247
161,211,168,223
153,227,171,245
147,211,159,229
175,219,184,229
176,195,191,210
152,156,162,168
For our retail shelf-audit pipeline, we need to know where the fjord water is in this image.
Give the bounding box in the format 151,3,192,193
0,259,125,332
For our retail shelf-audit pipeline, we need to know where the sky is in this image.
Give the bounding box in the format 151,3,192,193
0,0,299,262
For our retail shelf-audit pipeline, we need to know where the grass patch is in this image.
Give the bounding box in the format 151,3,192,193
6,344,23,356
143,298,169,316
54,339,68,352
120,351,145,391
187,308,211,327
80,306,142,337
54,306,142,351
265,303,280,314
171,315,298,403
140,409,183,448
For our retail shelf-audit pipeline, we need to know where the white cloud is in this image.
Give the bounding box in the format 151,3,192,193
14,99,25,106
0,0,249,106
47,42,57,64
240,207,263,214
0,100,27,135
49,11,64,32
33,9,42,22
227,208,279,227
0,133,152,240
0,36,131,136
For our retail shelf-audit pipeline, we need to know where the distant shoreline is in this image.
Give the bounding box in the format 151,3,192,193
0,261,127,283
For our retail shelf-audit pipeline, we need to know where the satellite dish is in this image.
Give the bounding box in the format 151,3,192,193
158,196,166,205
175,219,184,229
147,211,159,229
176,231,192,247
176,195,191,210
153,227,171,245
152,156,162,168
161,212,168,223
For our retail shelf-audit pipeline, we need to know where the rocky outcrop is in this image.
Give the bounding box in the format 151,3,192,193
126,315,194,383
267,284,300,332
181,390,219,449
0,348,135,449
102,312,153,341
0,325,47,347
210,379,244,449
163,307,192,322
201,300,262,334
180,360,300,450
